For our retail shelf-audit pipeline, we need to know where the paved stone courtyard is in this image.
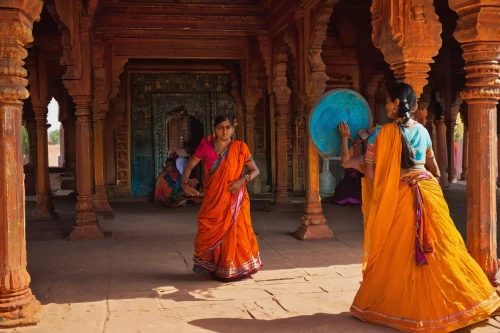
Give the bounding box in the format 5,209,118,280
1,184,500,333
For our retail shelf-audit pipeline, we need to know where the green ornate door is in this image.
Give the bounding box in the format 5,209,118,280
130,73,235,196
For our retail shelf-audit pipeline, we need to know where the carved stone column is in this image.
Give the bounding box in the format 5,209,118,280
294,2,335,240
63,111,77,172
273,86,290,205
25,117,37,165
435,115,449,188
425,102,435,138
92,110,114,219
371,0,442,98
295,96,333,240
244,89,262,192
0,1,42,326
70,96,104,240
234,100,245,141
416,86,432,126
446,96,461,184
460,103,468,180
450,0,500,285
32,106,58,220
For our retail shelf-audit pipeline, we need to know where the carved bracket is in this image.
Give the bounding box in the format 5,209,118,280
306,0,338,101
371,0,442,98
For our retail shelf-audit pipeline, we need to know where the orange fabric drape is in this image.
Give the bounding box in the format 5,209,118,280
360,177,372,275
193,140,261,280
351,123,500,333
154,170,181,201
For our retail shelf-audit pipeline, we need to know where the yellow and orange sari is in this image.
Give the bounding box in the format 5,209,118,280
193,140,262,281
351,123,500,332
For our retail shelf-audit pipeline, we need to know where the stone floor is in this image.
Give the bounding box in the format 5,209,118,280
1,184,500,333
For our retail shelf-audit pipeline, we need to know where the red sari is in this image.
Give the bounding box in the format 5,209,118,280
193,139,262,281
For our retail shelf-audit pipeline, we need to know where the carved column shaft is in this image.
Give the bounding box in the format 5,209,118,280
245,95,260,193
0,2,43,326
416,89,431,126
299,100,329,231
425,106,435,139
92,108,114,219
274,93,289,205
435,116,449,188
234,101,245,141
63,112,77,172
70,97,104,240
450,0,500,285
32,107,57,220
446,102,460,184
460,103,468,180
25,117,37,164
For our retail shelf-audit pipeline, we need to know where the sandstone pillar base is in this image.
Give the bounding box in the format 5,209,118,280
294,223,333,240
69,222,104,241
0,290,41,327
31,209,60,221
93,200,115,220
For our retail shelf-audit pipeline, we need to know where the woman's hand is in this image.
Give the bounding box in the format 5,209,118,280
228,178,246,194
338,122,351,138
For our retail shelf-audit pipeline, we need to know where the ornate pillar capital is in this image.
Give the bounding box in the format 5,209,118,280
371,0,442,97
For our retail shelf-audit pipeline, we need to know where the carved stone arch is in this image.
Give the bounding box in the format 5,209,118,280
164,106,204,126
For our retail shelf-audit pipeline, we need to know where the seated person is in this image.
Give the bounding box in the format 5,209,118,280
154,158,202,207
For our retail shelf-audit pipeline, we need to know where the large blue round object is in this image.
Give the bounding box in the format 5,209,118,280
310,89,372,158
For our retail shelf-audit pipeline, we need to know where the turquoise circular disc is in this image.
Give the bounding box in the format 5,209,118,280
310,89,372,158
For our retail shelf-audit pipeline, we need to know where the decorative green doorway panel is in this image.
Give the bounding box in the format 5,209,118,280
130,73,235,196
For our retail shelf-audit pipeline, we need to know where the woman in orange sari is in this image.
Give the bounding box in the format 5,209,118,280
181,115,262,281
350,83,500,332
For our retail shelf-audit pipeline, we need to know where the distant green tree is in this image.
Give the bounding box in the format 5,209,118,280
22,126,29,155
49,130,60,145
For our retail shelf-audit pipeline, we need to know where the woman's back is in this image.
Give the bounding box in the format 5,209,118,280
367,121,432,173
400,122,432,165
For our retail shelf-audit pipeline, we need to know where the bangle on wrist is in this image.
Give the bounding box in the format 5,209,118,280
243,174,250,184
182,179,190,185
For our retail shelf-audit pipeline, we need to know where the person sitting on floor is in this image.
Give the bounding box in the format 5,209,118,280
154,158,202,207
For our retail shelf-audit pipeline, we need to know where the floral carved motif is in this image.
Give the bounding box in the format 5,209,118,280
371,0,442,98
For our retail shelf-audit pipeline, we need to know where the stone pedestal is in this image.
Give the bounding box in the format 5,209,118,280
70,97,104,240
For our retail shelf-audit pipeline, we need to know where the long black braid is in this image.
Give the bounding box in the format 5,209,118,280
387,83,416,169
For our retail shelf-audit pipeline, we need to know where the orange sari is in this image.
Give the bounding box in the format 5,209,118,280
351,123,500,332
193,140,262,281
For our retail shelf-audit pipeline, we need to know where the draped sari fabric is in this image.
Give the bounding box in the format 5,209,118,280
351,123,500,332
193,140,262,281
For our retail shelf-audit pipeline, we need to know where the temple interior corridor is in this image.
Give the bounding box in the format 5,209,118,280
0,184,495,333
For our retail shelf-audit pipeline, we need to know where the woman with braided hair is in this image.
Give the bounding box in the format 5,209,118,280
350,82,500,332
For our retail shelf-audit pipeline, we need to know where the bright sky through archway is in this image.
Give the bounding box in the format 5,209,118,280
47,98,61,133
